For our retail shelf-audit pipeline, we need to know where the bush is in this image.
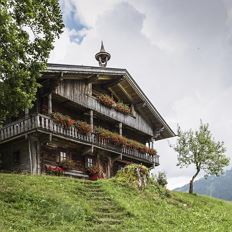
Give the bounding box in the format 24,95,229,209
115,164,150,190
155,171,168,187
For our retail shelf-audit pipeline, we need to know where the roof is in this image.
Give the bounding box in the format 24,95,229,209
43,63,176,140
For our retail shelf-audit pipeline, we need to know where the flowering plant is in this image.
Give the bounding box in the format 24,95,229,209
97,94,116,108
51,112,91,134
51,112,75,127
115,102,131,114
75,121,92,134
50,112,156,155
96,127,157,156
97,94,131,115
87,166,100,175
46,165,64,176
58,159,75,170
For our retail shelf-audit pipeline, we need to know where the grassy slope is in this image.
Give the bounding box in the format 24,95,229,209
0,174,232,232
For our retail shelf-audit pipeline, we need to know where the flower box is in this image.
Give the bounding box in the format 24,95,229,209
96,127,157,156
51,112,91,134
46,165,64,176
97,94,131,115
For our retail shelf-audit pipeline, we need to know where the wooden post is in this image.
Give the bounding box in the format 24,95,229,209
36,141,41,174
119,122,122,136
131,104,135,116
90,110,93,132
25,108,29,118
28,137,33,174
48,93,52,114
107,156,112,178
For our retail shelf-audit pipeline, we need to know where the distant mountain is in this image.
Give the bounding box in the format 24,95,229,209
175,169,232,201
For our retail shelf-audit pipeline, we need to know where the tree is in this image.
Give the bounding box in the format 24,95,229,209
171,122,230,194
0,0,63,124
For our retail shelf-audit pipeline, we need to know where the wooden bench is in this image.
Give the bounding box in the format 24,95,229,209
64,170,89,179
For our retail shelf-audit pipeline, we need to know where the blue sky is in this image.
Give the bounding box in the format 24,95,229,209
59,0,88,43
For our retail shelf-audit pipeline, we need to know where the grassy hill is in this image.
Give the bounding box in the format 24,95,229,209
175,169,232,201
0,174,232,232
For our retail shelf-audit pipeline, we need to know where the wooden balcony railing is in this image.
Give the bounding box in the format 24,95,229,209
54,91,154,136
0,114,159,165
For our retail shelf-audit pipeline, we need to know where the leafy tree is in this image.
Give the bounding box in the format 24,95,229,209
171,122,230,194
0,0,63,124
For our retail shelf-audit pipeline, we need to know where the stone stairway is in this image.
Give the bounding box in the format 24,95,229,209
79,181,130,231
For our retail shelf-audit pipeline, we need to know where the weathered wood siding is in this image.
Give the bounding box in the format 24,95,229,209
55,80,92,97
41,144,86,172
0,139,30,172
55,80,153,136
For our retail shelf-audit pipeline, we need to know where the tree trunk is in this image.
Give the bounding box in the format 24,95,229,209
189,169,200,194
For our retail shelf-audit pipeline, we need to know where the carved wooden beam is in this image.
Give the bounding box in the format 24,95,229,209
102,76,124,88
134,101,147,108
81,147,93,156
108,88,121,101
118,83,134,103
154,127,164,139
85,74,99,84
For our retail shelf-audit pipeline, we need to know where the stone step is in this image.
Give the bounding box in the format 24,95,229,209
96,218,123,225
90,196,112,200
81,185,102,190
79,188,105,193
94,206,123,213
94,212,126,218
87,224,119,232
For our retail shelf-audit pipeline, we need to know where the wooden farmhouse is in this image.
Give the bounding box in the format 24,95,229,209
0,43,175,179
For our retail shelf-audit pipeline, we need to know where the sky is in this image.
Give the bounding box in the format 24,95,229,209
49,0,232,189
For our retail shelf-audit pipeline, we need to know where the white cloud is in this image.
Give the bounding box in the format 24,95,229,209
50,0,232,188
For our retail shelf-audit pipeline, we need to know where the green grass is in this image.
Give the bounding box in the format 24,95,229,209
0,173,232,232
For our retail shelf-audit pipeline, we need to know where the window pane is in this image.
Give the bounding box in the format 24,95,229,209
87,158,93,167
60,152,67,162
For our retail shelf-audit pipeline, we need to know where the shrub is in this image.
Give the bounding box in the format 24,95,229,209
115,164,150,190
155,171,168,187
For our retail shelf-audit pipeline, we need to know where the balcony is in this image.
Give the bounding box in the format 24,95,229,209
53,92,154,136
0,114,159,166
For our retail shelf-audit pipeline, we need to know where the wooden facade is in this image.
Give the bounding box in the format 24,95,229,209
0,63,175,179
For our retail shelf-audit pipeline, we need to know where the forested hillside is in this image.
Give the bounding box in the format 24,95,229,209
175,169,232,201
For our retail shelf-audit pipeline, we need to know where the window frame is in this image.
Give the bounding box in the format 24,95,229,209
85,156,94,168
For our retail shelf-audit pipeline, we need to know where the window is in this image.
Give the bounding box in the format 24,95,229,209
86,157,93,168
59,152,67,162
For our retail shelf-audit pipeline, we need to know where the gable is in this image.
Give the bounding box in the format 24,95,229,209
42,63,175,140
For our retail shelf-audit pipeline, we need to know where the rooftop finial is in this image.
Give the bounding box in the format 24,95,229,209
95,41,111,67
